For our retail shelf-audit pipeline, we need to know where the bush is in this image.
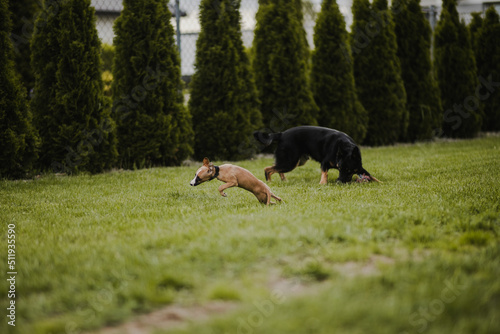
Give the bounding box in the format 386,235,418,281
351,0,408,145
189,0,261,160
112,0,192,168
392,0,442,141
8,0,38,94
101,44,114,97
468,12,483,49
0,0,39,178
101,43,115,73
253,0,318,128
434,0,483,138
472,7,500,131
310,0,367,143
31,0,117,173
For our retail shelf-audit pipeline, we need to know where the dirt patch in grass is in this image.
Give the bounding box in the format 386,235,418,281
334,254,395,277
92,301,239,334
93,255,396,334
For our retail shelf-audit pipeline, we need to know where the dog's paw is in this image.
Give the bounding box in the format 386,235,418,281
221,192,227,197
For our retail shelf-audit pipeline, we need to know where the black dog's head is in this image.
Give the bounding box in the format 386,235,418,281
336,141,379,183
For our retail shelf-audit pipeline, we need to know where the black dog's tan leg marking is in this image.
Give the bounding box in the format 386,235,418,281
320,170,328,185
265,167,289,182
264,166,277,181
218,182,237,197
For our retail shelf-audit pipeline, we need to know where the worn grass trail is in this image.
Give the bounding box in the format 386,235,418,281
1,136,499,334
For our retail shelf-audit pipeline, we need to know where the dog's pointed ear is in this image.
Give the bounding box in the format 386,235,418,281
203,157,210,167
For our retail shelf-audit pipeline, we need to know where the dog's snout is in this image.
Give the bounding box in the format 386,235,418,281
337,170,354,183
190,175,201,186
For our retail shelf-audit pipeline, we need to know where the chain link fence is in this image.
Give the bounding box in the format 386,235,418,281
91,0,261,77
90,0,495,77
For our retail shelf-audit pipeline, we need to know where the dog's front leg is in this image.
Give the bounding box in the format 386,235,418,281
320,170,328,185
218,182,237,197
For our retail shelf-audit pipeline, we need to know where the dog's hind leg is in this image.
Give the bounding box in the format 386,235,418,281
269,145,303,182
276,155,307,181
297,155,309,166
266,167,289,182
264,166,278,181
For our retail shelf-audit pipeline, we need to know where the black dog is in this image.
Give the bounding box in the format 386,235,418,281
253,126,380,184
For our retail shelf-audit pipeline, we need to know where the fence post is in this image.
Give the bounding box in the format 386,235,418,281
429,5,437,31
429,5,436,61
175,0,181,67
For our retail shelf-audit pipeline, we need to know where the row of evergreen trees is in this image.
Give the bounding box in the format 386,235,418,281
2,0,192,178
194,0,500,150
2,0,500,179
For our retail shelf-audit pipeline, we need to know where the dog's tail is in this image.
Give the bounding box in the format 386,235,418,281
253,131,282,147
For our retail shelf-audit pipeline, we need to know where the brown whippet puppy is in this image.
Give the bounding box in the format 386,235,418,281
190,158,282,205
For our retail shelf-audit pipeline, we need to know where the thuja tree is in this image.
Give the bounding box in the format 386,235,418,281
293,0,310,74
8,0,38,94
227,0,263,158
392,0,442,141
113,0,192,168
434,0,482,138
31,0,117,173
468,12,483,50
351,0,408,145
189,0,261,160
0,0,39,178
310,0,367,143
473,7,500,131
253,0,318,128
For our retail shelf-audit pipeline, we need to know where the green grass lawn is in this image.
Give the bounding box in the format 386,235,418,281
1,136,499,334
